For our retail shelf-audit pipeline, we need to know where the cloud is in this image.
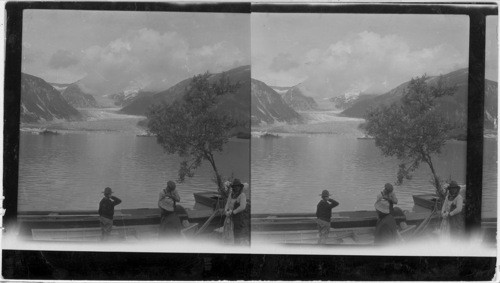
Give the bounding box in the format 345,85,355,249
39,28,247,95
48,50,79,69
260,31,467,97
270,53,300,72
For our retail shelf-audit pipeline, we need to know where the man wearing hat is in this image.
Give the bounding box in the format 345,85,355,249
441,181,464,236
224,179,250,245
98,187,122,241
316,190,340,244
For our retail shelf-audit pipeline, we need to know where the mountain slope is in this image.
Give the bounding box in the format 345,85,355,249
59,83,98,108
120,65,251,127
341,68,498,129
252,79,302,125
282,84,318,111
21,73,81,122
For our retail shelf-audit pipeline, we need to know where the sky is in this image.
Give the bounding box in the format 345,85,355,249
22,10,250,95
252,13,490,98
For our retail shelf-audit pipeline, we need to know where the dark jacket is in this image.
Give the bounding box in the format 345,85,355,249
316,199,340,222
98,196,122,220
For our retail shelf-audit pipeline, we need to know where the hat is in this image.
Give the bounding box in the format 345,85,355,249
231,179,244,188
384,183,394,193
103,187,113,195
319,190,331,197
375,199,390,214
447,181,460,190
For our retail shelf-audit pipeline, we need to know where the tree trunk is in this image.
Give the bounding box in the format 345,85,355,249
206,152,223,191
425,155,444,200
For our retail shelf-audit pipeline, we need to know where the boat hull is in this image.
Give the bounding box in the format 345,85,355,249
252,209,407,232
193,191,225,209
412,194,440,210
17,207,223,239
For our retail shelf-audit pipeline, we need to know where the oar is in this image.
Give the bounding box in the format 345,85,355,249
195,209,221,236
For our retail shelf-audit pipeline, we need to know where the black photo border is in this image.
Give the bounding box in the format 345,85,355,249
3,1,498,280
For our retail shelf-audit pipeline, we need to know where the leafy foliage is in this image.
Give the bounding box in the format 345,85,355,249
147,72,241,192
365,75,458,198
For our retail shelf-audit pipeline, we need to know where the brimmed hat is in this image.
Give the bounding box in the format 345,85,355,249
103,187,113,195
375,199,390,214
447,181,460,190
231,179,244,188
319,190,331,197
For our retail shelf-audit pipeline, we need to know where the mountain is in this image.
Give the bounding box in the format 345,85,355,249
252,79,302,125
21,73,81,122
341,68,498,129
108,90,155,107
57,83,98,108
120,65,251,128
281,84,318,111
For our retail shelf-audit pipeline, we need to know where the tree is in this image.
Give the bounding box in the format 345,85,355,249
364,75,458,200
146,72,240,198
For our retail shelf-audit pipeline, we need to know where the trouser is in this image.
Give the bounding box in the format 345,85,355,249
317,218,330,244
99,216,113,241
233,212,250,245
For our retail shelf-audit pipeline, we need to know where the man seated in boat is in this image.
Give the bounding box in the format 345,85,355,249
158,181,191,237
374,195,401,245
98,187,122,241
376,183,398,215
316,190,340,244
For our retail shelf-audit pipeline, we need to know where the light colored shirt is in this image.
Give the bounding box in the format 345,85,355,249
377,191,398,204
442,194,463,216
158,189,180,212
225,192,247,215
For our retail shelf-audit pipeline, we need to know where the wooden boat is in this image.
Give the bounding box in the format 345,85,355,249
193,191,225,209
252,209,408,232
31,223,200,242
412,194,440,210
18,206,223,241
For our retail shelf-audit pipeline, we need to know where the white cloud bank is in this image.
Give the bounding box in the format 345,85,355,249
25,28,247,95
259,31,467,98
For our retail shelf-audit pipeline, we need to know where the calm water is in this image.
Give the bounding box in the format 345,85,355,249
18,132,249,211
251,132,497,219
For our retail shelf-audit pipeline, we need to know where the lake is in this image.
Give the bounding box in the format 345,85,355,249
251,122,497,219
18,132,249,211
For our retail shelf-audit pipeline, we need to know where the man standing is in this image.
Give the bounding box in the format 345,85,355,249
98,187,122,241
316,189,340,244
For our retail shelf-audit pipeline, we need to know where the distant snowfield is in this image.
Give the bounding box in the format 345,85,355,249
21,108,147,135
253,110,365,136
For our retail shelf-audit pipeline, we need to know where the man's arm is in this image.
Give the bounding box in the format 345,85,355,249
449,195,463,216
328,198,339,208
232,193,247,215
388,192,398,204
171,190,180,202
110,196,122,206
